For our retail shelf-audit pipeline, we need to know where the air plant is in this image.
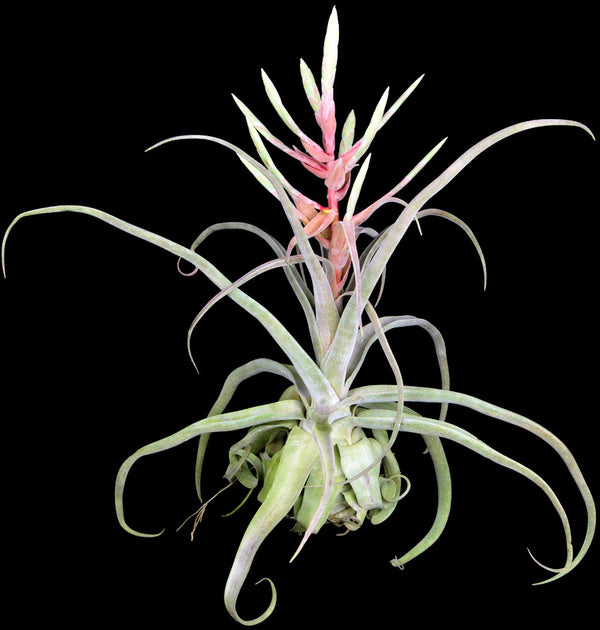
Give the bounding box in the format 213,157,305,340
2,6,595,626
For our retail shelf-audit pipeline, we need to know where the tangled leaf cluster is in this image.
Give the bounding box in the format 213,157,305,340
3,7,595,626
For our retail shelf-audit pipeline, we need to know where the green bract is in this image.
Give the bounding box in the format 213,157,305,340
2,6,595,626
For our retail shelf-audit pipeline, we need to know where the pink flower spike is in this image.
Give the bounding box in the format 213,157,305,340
288,145,328,173
329,221,350,270
286,208,336,257
321,7,339,99
300,136,333,162
340,140,362,167
291,192,329,215
300,159,329,179
334,173,352,201
325,158,347,191
304,208,336,239
318,96,337,155
294,198,319,222
316,7,339,156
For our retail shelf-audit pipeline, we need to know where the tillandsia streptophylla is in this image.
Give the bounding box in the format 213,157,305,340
2,6,596,626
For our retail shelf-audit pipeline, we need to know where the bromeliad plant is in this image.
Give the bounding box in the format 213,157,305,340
3,6,596,626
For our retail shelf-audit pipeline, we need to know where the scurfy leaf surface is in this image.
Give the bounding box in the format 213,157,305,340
2,5,595,626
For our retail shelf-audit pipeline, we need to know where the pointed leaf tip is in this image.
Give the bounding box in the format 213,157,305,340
300,58,321,112
352,87,390,162
378,75,425,131
322,5,340,93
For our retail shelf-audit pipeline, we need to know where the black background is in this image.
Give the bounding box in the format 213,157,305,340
3,1,597,626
